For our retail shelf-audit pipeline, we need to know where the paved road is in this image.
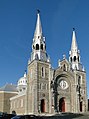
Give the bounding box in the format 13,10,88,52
39,113,89,119
56,113,89,119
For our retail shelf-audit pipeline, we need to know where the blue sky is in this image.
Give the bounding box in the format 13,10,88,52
0,0,89,97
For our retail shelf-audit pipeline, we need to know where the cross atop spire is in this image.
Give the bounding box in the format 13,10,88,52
73,28,75,31
37,9,40,14
34,10,42,36
71,28,78,51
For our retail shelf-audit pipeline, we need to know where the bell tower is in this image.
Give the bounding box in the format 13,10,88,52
69,28,87,113
69,28,82,70
30,10,48,62
26,10,52,114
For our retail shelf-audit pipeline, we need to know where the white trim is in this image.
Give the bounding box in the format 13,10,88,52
10,92,26,100
0,90,18,94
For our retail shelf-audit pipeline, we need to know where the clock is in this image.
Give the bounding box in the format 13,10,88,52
41,54,44,60
60,80,68,90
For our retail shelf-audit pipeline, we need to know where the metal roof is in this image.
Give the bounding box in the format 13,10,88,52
0,84,18,92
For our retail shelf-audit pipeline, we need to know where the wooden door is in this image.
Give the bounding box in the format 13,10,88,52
41,99,45,112
80,102,82,112
59,97,65,112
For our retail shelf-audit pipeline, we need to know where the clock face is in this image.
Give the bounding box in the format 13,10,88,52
60,80,68,90
41,55,44,59
41,54,44,60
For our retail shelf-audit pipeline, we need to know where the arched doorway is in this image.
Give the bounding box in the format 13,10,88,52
59,97,65,112
41,99,45,113
80,102,82,112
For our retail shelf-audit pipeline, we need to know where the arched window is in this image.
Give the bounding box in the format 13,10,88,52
74,56,76,62
70,57,72,62
42,67,44,77
36,44,39,50
78,76,81,85
63,64,66,71
41,67,45,78
41,44,43,50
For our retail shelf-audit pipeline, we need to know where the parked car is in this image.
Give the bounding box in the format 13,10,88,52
0,113,15,119
11,114,37,119
11,115,25,119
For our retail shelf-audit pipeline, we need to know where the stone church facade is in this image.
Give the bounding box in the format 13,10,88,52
0,11,88,115
24,11,87,114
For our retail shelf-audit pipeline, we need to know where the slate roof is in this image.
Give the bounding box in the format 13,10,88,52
0,84,18,92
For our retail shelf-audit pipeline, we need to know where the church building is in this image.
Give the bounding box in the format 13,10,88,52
0,11,88,115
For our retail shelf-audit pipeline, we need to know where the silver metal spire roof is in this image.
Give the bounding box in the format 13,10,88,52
34,10,42,36
71,28,78,51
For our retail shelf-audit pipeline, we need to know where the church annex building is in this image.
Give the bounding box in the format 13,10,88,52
0,11,87,115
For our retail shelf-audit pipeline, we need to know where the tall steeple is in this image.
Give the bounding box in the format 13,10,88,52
69,28,82,70
71,28,78,51
29,10,50,63
34,10,42,37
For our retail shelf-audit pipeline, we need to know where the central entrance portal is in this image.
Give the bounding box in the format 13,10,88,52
59,97,65,112
41,99,45,113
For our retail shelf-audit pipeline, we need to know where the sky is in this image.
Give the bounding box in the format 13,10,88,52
0,0,89,97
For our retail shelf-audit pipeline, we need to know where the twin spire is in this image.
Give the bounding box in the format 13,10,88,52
34,10,79,53
30,10,82,70
35,10,79,57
